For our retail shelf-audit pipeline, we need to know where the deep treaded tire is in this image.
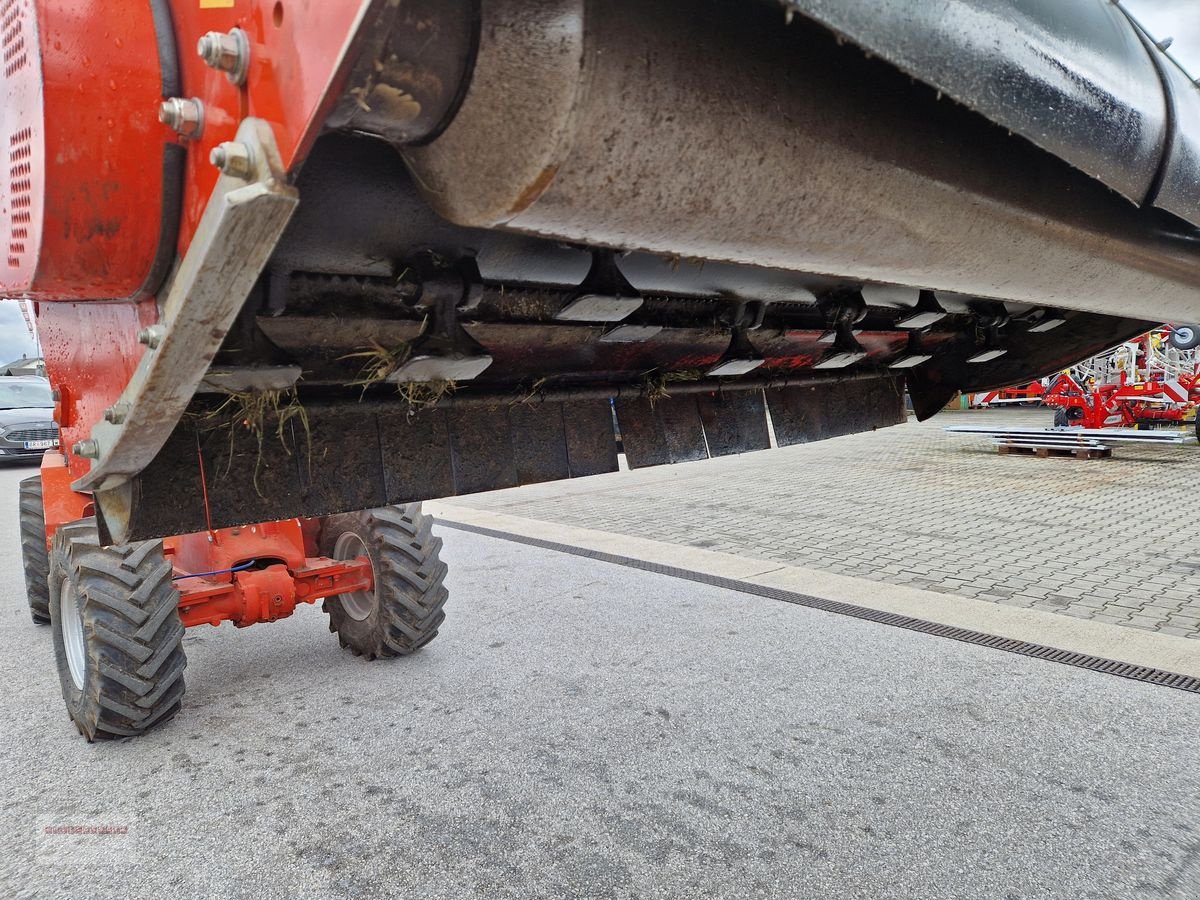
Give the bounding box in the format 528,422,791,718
18,475,50,624
49,519,187,741
319,504,449,659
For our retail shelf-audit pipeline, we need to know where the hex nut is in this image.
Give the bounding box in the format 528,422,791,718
103,404,130,425
137,325,165,349
210,142,255,180
158,97,204,139
197,28,250,86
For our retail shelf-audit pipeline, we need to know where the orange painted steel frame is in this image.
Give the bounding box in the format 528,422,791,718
3,0,367,297
24,0,371,514
39,452,373,631
39,453,93,541
18,1,375,628
168,520,373,629
38,301,158,484
169,0,369,249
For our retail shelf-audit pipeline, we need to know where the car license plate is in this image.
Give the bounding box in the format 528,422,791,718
23,439,58,450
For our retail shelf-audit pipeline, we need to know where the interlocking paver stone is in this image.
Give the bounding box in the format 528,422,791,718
451,407,1200,639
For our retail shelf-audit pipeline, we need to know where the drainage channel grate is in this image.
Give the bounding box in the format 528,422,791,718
440,520,1200,695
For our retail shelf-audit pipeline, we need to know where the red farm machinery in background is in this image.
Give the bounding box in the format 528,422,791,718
975,326,1200,425
973,381,1047,407
1039,328,1200,433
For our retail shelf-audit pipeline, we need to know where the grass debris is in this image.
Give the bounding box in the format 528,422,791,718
642,369,704,405
341,339,415,392
197,388,312,497
510,376,549,407
396,379,457,413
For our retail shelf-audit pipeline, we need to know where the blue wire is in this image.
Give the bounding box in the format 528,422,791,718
172,560,257,581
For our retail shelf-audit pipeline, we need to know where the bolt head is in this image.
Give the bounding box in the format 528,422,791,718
103,404,129,425
210,141,254,180
138,325,165,349
72,439,99,459
159,97,203,139
197,28,249,85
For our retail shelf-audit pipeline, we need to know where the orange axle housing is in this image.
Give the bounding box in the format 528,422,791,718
38,454,372,630
167,520,374,629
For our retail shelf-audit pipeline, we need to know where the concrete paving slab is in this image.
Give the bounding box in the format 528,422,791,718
447,408,1200,640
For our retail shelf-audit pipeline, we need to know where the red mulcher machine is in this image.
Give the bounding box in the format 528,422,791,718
7,1,1200,739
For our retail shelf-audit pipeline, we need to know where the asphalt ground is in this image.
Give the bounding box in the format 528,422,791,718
0,462,1198,899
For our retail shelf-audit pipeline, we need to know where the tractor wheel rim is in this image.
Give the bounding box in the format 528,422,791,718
59,575,86,690
332,532,375,621
1178,326,1195,343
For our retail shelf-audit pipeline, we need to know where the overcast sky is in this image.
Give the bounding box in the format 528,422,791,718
1124,0,1200,76
0,300,38,365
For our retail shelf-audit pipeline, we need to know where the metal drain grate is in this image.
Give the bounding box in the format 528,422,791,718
440,519,1200,694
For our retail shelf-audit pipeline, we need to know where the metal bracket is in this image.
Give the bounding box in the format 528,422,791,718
896,290,948,329
1026,309,1067,333
967,306,1011,363
389,257,493,383
889,330,934,369
814,294,869,369
707,298,767,377
198,366,303,394
74,118,300,531
600,324,663,343
555,251,644,322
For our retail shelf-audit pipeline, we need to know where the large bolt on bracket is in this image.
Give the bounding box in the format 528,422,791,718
198,28,251,86
159,97,204,139
137,325,165,348
211,142,255,180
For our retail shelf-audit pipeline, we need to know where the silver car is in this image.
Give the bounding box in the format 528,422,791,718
0,376,58,462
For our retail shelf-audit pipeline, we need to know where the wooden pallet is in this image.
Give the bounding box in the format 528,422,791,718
996,443,1111,460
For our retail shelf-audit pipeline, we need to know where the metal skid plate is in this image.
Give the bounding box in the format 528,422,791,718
120,375,905,540
122,398,621,539
616,397,709,468
767,377,905,446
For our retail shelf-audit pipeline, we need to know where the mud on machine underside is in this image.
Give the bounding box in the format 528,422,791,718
7,0,1200,740
11,0,1200,543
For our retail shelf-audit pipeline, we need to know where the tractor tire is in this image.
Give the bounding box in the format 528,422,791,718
1168,324,1200,351
1053,408,1069,428
18,475,50,625
318,504,449,660
49,518,187,741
